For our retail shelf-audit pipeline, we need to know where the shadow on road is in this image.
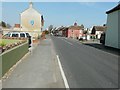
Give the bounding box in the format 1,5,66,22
84,43,120,56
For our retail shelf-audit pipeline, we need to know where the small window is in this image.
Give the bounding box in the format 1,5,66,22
26,33,30,38
8,34,10,37
12,34,19,37
20,33,25,37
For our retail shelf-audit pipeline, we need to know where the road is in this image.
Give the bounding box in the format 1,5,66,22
51,36,118,88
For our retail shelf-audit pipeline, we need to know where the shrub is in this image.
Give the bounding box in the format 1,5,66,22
0,41,6,47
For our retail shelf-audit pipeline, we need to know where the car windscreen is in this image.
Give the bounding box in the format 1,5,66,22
4,34,9,37
26,33,30,38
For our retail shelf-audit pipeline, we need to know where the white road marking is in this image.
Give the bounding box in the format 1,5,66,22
56,55,70,89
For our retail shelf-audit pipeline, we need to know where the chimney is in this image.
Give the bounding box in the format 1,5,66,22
74,22,77,26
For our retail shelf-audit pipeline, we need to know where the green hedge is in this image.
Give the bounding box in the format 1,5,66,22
0,42,28,78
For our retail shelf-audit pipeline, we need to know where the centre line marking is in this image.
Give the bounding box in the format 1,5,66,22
56,55,70,89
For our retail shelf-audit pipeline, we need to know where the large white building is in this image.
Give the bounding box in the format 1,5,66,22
105,3,120,49
20,2,43,39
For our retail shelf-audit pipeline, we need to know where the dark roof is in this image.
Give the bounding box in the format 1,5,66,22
68,25,83,30
93,26,107,31
106,3,120,14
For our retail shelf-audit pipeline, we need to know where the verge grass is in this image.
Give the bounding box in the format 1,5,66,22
0,39,22,46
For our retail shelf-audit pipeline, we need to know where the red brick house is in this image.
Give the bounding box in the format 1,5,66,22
67,23,84,39
14,24,20,28
14,24,21,31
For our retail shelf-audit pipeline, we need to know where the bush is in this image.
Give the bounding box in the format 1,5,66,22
45,30,49,34
92,36,96,39
0,42,6,47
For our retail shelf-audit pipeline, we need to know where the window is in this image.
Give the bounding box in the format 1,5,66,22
12,34,19,37
20,33,25,37
26,33,30,38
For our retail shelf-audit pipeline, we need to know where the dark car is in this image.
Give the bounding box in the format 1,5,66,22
100,32,105,45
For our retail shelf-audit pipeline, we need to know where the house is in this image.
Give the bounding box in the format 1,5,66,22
13,24,20,31
105,3,120,49
57,26,64,36
20,2,44,39
67,23,84,39
91,26,107,39
62,27,69,37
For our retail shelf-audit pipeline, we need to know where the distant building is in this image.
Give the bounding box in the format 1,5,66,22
61,27,69,37
20,2,44,39
105,3,120,49
67,23,84,39
91,26,107,39
14,24,20,28
13,24,20,30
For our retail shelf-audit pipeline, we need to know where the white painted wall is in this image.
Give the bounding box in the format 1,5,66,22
87,34,91,40
105,10,119,49
20,6,42,38
96,31,103,39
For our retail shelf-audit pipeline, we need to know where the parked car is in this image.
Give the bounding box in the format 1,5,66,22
100,32,105,45
4,32,30,38
3,31,31,47
79,36,86,41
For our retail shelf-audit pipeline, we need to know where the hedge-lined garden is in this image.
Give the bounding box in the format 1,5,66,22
0,38,27,53
0,37,29,78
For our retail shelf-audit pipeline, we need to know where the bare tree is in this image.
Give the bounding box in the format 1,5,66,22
48,25,53,33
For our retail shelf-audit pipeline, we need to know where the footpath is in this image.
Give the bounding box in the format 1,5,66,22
2,36,65,88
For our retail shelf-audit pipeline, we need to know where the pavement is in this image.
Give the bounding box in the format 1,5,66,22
2,35,65,88
51,36,119,88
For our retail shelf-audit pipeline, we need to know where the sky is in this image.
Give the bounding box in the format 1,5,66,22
1,2,118,29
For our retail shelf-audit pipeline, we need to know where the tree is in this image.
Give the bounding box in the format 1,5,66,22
6,24,12,28
83,30,88,34
81,24,84,29
44,30,49,34
48,25,53,33
1,21,6,27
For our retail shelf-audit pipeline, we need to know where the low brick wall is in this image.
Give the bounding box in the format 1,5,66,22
0,42,28,78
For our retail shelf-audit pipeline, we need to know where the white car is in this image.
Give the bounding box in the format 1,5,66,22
79,36,86,41
4,32,30,38
4,31,32,47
